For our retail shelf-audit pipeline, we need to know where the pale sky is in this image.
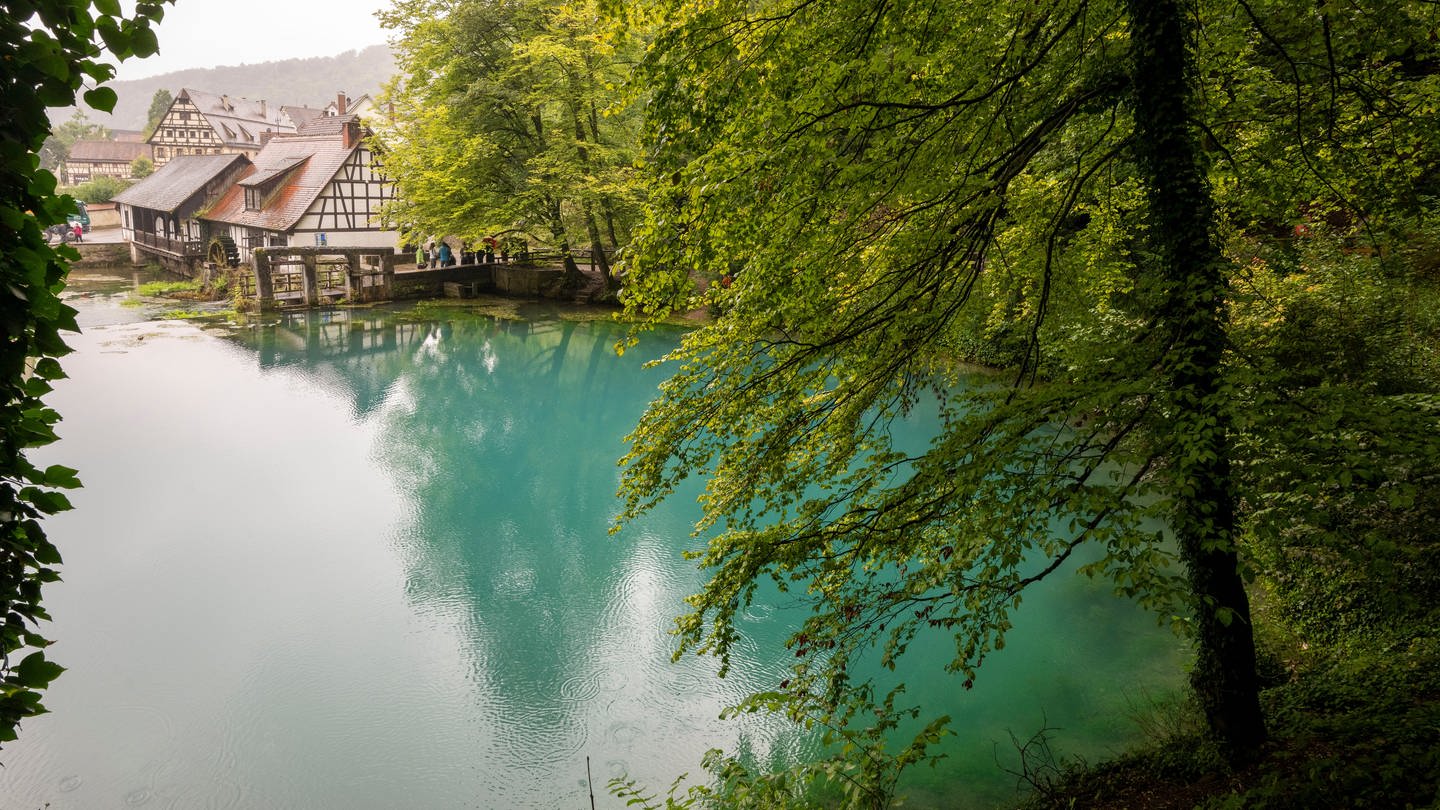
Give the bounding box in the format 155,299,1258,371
113,0,391,81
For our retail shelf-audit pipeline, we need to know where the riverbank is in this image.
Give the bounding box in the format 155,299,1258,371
1016,607,1439,809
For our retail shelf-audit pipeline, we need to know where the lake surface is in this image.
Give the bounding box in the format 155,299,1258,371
0,268,1186,809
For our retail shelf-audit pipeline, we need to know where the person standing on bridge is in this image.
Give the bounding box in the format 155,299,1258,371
438,240,453,267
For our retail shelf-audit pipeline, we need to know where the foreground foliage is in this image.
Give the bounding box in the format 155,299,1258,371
609,0,1440,804
0,0,170,749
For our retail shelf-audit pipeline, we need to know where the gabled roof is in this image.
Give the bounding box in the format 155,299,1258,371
176,88,294,150
238,155,310,187
68,140,152,162
325,93,375,117
296,113,361,138
113,153,251,213
281,105,327,127
202,131,360,232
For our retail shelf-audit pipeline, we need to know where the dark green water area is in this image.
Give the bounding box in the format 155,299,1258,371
0,268,1185,808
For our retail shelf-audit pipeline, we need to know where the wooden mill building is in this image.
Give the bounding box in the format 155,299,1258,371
199,114,398,264
117,113,397,271
112,153,252,267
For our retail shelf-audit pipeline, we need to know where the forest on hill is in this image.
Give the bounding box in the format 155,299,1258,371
55,44,395,131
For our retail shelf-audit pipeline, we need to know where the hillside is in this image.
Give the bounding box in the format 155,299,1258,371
57,44,396,131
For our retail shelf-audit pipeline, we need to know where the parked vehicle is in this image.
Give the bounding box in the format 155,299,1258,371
66,200,90,233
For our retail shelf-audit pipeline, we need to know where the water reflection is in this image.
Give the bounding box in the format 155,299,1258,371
0,277,1185,809
227,307,814,805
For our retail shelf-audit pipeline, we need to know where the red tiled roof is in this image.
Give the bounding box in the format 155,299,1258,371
202,132,358,232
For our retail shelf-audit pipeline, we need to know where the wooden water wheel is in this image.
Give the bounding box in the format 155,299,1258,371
207,234,240,267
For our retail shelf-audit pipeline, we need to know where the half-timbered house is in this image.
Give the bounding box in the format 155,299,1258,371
147,88,322,168
200,114,397,263
61,139,153,185
112,153,253,268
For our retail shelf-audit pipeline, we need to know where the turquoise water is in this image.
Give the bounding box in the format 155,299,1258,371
0,269,1185,808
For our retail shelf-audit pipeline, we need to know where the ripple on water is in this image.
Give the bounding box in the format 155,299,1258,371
607,721,645,747
558,670,603,702
507,705,589,764
159,779,244,810
742,602,776,623
596,667,631,694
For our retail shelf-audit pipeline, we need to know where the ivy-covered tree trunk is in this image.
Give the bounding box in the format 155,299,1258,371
1126,0,1267,760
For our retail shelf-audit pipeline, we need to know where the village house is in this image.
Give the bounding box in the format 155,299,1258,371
200,113,398,265
147,88,325,168
61,139,153,185
112,152,253,268
323,91,375,119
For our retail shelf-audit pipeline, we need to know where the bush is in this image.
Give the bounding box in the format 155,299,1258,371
67,175,133,203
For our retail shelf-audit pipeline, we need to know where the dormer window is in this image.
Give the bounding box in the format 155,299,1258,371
245,187,262,211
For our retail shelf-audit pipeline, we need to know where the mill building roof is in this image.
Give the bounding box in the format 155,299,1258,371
112,153,251,213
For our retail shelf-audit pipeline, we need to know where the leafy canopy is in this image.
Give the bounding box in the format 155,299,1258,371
0,0,171,749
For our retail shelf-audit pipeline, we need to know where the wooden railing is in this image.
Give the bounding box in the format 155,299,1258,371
133,231,203,257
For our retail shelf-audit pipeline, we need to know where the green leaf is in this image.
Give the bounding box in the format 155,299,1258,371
42,465,81,489
15,652,65,689
83,86,118,113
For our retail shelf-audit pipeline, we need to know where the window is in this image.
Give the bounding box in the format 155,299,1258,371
244,187,261,211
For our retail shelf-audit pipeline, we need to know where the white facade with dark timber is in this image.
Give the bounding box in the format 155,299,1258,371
201,115,398,264
295,143,393,243
149,89,317,168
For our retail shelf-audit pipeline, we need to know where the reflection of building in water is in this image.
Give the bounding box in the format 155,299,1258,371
251,309,431,418
226,312,804,797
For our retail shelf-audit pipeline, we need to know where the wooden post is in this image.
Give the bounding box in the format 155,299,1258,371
301,251,319,307
254,249,275,311
379,252,396,301
345,251,363,302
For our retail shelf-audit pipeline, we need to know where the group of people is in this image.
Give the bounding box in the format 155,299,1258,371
413,236,505,268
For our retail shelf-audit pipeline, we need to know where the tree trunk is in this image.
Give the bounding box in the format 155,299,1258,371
549,199,584,286
571,97,617,290
1125,0,1267,761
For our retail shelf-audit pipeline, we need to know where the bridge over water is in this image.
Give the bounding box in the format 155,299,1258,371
246,246,586,309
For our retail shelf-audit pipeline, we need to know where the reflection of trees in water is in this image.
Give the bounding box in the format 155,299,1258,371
232,309,744,779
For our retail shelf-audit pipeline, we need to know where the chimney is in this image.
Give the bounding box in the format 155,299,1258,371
336,91,348,116
260,130,275,146
343,119,360,149
259,99,267,118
